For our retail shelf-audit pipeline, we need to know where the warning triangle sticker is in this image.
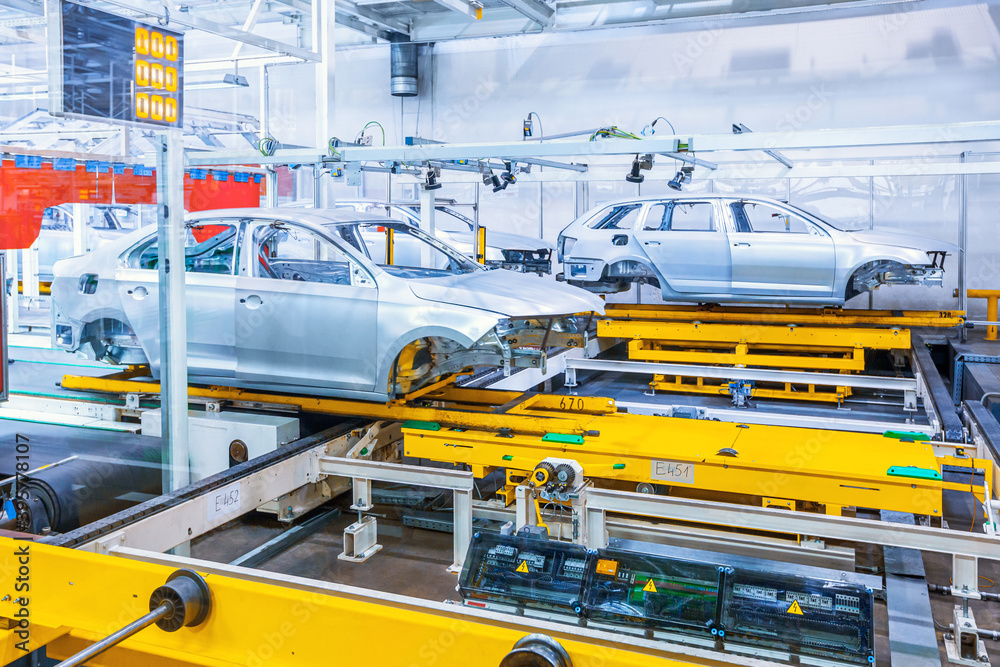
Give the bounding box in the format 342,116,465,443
515,561,530,573
786,600,804,615
642,579,658,594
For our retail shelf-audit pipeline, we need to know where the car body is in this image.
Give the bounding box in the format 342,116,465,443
334,200,554,274
557,195,956,304
51,208,602,400
31,204,144,281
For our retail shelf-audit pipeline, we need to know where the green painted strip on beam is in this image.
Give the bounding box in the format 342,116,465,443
887,465,942,481
883,430,932,441
402,420,441,432
542,433,584,445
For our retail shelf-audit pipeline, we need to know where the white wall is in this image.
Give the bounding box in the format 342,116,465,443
283,1,999,312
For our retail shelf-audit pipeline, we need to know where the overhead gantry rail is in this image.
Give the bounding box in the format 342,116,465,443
184,119,1000,178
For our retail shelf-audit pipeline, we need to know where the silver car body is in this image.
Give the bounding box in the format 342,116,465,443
335,201,554,274
31,204,143,281
557,195,956,304
51,208,602,400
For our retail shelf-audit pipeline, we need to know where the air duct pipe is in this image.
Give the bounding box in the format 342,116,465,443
391,39,418,97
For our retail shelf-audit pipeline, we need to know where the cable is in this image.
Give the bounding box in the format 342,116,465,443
359,120,386,146
527,111,543,138
590,126,642,142
258,137,278,157
649,116,676,135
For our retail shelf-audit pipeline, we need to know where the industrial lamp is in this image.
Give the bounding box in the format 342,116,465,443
501,161,517,185
668,166,694,191
626,154,653,184
423,168,442,190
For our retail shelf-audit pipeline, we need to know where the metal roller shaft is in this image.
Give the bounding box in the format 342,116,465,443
54,604,171,667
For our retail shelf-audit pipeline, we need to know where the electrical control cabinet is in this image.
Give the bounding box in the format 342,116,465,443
721,567,875,664
583,547,723,640
460,532,876,665
458,531,590,613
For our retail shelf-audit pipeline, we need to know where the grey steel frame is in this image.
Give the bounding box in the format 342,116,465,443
318,456,474,572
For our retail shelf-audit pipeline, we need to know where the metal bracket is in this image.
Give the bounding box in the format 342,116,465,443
338,515,382,563
946,604,991,666
953,354,1000,405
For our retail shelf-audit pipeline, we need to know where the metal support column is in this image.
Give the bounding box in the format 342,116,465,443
960,151,969,342
453,487,472,573
868,158,875,310
4,250,16,334
313,0,335,208
71,203,86,255
419,184,436,236
155,131,189,497
472,182,480,261
22,243,39,299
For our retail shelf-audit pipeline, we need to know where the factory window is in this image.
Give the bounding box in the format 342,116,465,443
645,202,715,231
586,204,642,230
738,202,818,235
126,222,238,274
253,223,370,287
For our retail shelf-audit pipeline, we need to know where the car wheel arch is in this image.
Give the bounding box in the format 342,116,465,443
377,326,479,394
842,256,914,301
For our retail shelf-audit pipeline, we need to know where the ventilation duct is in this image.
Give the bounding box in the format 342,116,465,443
390,40,418,97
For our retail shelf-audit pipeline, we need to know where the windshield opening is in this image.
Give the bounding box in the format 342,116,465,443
326,221,480,278
780,201,861,232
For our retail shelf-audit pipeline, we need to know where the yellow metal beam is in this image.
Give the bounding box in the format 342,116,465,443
600,319,911,350
630,340,867,371
649,375,852,404
16,281,51,296
968,289,1000,341
605,303,966,328
0,539,693,666
58,374,600,437
402,415,988,516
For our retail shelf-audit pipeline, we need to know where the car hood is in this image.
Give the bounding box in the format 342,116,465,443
844,230,959,253
408,270,604,317
438,229,554,252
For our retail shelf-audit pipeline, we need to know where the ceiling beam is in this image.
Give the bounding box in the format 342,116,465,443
498,0,552,26
0,0,43,16
335,0,410,36
335,13,394,41
432,0,483,21
231,0,269,59
0,24,45,44
270,0,312,14
66,0,321,62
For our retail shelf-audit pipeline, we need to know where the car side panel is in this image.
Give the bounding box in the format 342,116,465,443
635,200,732,294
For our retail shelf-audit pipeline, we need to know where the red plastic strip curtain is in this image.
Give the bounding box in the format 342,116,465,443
0,159,261,250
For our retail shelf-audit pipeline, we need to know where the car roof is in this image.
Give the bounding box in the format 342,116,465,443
187,207,395,227
592,194,786,205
